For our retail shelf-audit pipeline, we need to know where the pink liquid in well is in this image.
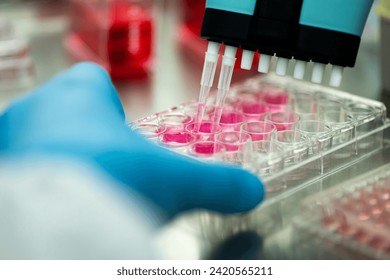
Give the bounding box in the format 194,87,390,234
217,132,251,152
264,92,289,112
248,133,268,141
241,102,268,115
264,91,289,105
220,112,244,124
273,123,294,131
193,142,215,155
319,185,390,254
224,143,240,152
241,103,269,121
211,108,241,132
162,132,193,144
188,122,219,133
219,111,245,130
199,122,213,133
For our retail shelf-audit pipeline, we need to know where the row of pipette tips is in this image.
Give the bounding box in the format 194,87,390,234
196,41,345,127
196,41,237,126
241,49,344,87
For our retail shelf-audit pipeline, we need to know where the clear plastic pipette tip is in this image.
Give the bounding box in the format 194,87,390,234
195,41,220,128
195,85,209,126
213,45,237,124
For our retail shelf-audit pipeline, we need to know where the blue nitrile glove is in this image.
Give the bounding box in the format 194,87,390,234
0,63,265,217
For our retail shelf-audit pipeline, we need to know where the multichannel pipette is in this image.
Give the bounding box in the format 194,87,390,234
194,0,375,126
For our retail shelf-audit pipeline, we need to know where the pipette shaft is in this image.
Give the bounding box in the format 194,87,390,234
212,46,237,125
194,41,220,128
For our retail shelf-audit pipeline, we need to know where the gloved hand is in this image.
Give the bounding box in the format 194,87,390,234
0,63,264,217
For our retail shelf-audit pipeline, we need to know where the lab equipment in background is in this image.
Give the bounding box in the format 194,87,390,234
65,0,154,80
0,15,35,104
292,163,390,259
182,0,205,36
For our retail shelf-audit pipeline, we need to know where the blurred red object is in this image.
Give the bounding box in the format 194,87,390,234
182,0,205,36
65,0,154,80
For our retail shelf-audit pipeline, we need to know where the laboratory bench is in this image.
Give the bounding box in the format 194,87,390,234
1,0,389,260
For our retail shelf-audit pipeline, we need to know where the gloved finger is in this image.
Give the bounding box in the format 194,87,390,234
97,148,265,216
181,163,265,214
